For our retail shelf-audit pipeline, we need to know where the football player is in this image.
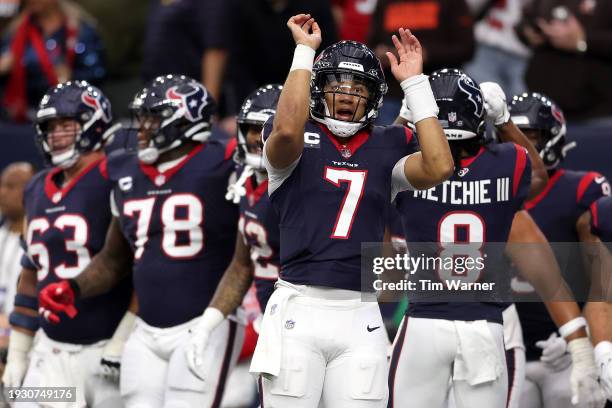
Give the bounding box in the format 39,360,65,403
581,196,612,401
2,81,132,407
388,71,601,408
199,13,454,408
37,75,243,408
510,93,610,408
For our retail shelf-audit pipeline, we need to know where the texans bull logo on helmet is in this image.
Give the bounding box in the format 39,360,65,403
457,75,484,119
165,83,209,123
82,92,112,123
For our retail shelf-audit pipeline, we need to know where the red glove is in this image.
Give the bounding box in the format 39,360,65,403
38,280,78,324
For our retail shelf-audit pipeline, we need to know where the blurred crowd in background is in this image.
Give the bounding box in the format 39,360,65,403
0,0,610,358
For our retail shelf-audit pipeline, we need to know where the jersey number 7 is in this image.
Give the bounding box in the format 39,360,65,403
324,167,368,239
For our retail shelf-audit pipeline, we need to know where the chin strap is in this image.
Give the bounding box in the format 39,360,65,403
226,165,254,204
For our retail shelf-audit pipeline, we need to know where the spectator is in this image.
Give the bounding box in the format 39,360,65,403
0,162,34,348
142,0,231,105
332,0,378,42
464,0,531,97
0,0,105,122
227,0,338,115
518,0,612,123
368,0,475,124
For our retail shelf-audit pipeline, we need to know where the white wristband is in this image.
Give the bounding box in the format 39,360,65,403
400,74,439,124
595,341,612,363
559,316,587,338
199,307,225,332
290,44,316,73
7,330,33,357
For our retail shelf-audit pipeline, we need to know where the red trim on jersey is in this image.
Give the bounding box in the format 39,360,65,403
512,144,528,197
524,169,565,211
318,124,370,158
460,146,486,168
212,320,237,408
139,143,204,186
246,178,268,206
576,172,599,204
590,201,599,229
404,127,414,144
224,138,237,161
44,157,105,202
98,158,108,180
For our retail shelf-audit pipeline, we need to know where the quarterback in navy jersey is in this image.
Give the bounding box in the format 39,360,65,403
38,75,243,408
244,14,453,408
510,93,610,408
2,81,130,407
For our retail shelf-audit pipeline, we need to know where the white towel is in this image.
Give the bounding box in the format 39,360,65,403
249,281,300,377
453,320,502,386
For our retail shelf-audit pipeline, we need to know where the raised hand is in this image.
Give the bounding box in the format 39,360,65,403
386,28,423,83
287,14,322,51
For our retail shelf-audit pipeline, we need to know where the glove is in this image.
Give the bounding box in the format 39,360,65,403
536,332,572,372
98,311,136,381
568,337,606,407
2,330,33,388
479,82,510,126
225,166,254,204
38,280,78,324
594,341,612,400
185,308,224,380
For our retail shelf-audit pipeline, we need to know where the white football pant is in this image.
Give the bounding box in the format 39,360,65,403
16,331,121,408
258,287,389,408
120,316,243,408
520,360,573,408
389,316,507,408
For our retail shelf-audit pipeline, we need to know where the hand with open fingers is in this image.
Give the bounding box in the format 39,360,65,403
568,337,607,408
185,325,211,381
287,14,322,51
536,332,571,372
480,81,510,126
38,280,78,324
386,28,423,83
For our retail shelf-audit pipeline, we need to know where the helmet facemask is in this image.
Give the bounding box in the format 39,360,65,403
38,118,84,169
237,122,265,171
311,71,381,138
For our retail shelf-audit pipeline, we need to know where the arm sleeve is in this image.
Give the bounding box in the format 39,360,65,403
577,173,610,210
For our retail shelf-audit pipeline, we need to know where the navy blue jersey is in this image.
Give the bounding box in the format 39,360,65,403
264,120,418,291
238,175,280,311
107,141,238,328
517,169,610,360
22,159,132,344
387,203,407,251
591,196,612,242
397,143,532,323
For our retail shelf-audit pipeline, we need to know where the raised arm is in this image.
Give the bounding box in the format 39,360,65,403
264,14,322,169
386,29,454,190
480,82,548,199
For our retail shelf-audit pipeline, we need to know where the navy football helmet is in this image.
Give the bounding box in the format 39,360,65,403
429,68,485,140
311,41,387,138
35,81,114,168
130,74,215,164
510,92,567,169
236,84,282,170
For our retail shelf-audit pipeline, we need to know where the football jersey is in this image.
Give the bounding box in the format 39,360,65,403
107,141,238,328
591,196,612,242
238,174,280,311
517,169,610,360
22,159,132,344
263,119,418,291
397,143,532,323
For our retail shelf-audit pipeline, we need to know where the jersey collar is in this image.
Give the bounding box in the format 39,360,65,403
139,143,204,187
460,146,486,168
44,158,104,204
318,124,370,159
246,177,268,207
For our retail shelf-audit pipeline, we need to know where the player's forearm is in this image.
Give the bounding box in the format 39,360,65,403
201,48,227,103
11,268,39,336
584,301,612,344
209,259,253,317
497,121,548,198
411,118,454,186
74,253,129,298
265,47,314,169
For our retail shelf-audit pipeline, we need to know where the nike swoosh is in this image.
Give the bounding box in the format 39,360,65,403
367,325,380,332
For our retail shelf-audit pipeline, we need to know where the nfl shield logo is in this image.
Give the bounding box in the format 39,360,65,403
340,146,352,159
448,112,457,122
